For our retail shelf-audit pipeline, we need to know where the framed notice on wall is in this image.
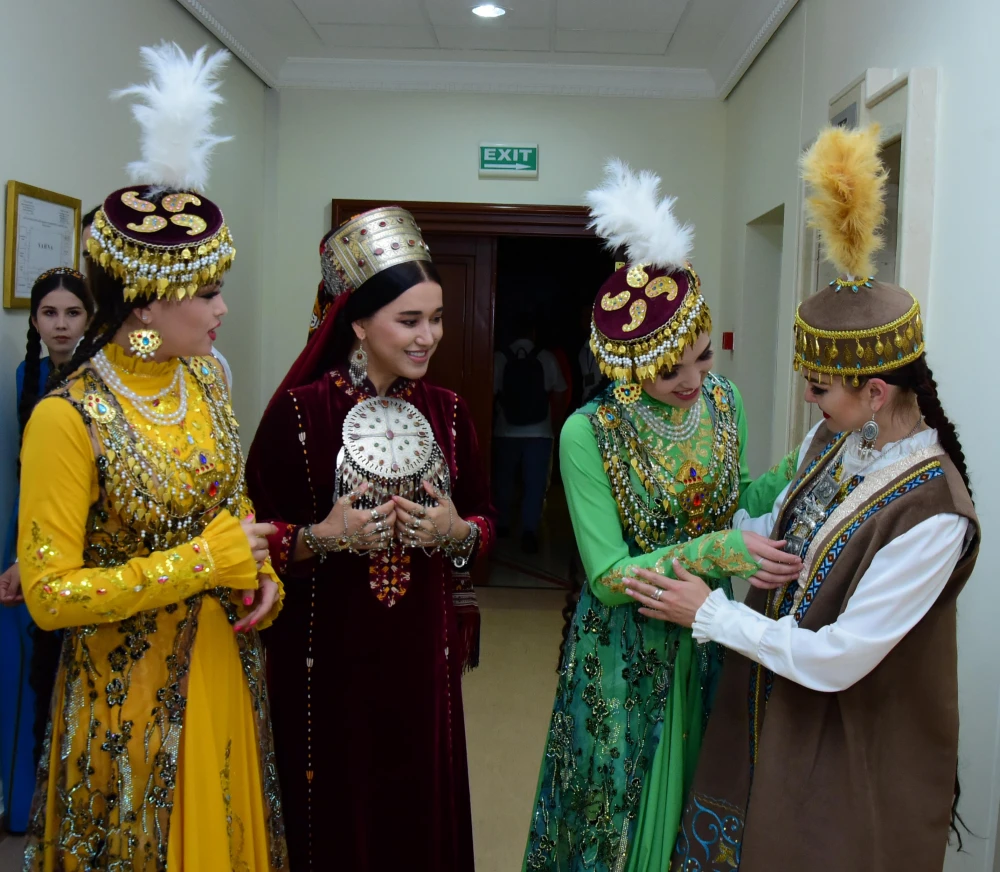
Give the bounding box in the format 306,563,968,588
4,180,81,310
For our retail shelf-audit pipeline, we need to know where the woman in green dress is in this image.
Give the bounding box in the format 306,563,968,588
523,161,802,871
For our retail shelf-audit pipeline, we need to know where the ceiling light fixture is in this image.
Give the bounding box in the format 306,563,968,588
472,4,506,18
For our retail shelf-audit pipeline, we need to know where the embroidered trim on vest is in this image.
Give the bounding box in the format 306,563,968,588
673,791,744,870
748,459,946,774
790,444,945,611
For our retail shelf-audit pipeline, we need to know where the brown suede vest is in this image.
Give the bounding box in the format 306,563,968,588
670,425,980,872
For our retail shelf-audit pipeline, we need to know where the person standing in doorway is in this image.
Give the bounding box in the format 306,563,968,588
493,312,568,553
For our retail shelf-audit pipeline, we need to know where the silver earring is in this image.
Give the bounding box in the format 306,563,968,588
859,411,879,458
349,344,368,387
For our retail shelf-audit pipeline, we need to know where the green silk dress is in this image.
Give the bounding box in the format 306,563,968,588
523,374,796,872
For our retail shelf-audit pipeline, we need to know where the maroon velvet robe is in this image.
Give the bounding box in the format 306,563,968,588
247,367,495,871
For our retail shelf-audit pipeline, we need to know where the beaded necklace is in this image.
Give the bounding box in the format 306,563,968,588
591,374,741,548
77,357,244,552
93,349,189,427
629,395,703,444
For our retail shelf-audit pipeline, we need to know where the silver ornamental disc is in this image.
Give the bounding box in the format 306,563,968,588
342,396,436,479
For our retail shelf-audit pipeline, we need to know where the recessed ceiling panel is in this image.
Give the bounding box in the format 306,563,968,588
435,26,551,51
313,23,439,49
555,29,670,55
424,0,552,29
295,0,428,27
556,0,687,33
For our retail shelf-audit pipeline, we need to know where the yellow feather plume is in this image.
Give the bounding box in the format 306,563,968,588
801,124,888,278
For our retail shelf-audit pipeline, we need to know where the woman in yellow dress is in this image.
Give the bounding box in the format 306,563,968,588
18,44,287,870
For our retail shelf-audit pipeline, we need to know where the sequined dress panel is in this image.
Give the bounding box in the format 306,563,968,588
18,344,287,871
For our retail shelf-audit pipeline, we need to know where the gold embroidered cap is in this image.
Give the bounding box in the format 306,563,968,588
89,43,236,302
320,206,432,299
585,159,711,393
795,125,924,385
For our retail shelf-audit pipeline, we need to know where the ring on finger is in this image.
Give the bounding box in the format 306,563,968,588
652,588,663,602
370,508,381,521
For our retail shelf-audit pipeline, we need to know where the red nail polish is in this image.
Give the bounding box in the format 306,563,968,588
244,595,253,606
250,619,258,627
232,625,239,633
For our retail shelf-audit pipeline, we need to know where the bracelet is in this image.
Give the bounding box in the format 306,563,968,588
302,524,362,562
446,521,480,569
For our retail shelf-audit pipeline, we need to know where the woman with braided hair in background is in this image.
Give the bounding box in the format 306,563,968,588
0,269,92,834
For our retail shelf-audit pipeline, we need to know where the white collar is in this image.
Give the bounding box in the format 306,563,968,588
841,427,941,479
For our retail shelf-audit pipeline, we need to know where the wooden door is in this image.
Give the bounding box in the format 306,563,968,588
421,234,497,473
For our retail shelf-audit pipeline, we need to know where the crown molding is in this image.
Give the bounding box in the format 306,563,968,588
278,58,717,99
175,0,280,88
715,0,800,99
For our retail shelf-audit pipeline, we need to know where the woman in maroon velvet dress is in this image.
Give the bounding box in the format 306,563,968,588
247,207,494,871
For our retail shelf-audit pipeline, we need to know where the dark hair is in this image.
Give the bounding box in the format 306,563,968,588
44,259,145,396
19,271,94,433
328,259,442,365
81,204,100,231
866,356,972,495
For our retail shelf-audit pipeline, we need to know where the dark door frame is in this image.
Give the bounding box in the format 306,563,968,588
331,199,593,238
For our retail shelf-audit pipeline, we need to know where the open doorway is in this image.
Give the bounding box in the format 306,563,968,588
741,205,785,475
330,199,606,590
490,236,615,589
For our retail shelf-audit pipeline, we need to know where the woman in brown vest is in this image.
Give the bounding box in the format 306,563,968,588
622,125,979,872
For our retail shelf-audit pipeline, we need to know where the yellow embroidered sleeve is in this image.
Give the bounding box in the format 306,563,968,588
233,495,285,631
19,397,259,631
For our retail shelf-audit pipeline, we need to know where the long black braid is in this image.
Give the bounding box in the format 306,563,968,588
863,354,973,847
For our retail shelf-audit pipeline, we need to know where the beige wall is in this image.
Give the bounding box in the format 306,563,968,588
716,6,806,474
0,0,267,557
265,89,727,412
721,3,1000,868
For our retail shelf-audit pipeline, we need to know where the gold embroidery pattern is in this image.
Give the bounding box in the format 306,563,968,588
601,289,631,311
221,740,250,872
645,275,678,300
621,299,648,333
22,359,287,871
126,215,168,233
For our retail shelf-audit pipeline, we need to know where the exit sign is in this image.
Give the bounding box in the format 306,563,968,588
479,143,538,179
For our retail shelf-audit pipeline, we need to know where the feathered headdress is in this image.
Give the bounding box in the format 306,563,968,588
801,124,887,279
584,158,711,397
88,43,237,302
585,158,694,269
794,125,924,384
113,42,231,193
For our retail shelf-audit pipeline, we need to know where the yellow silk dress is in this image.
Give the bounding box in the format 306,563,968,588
18,343,287,871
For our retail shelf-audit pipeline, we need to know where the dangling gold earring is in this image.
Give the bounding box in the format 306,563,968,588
129,328,163,361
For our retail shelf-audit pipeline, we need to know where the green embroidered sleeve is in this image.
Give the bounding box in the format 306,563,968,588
560,412,759,608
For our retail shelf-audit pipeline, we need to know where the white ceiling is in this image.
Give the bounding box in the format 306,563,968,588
177,0,798,98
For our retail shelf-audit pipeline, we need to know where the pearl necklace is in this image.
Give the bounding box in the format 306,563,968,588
630,395,703,444
94,349,188,427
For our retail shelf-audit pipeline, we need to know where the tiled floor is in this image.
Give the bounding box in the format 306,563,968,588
464,586,566,872
0,833,24,869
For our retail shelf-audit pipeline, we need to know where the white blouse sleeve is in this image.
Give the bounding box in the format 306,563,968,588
693,513,970,692
731,421,822,537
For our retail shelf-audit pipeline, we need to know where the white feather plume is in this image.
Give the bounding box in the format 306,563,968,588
113,42,232,192
584,158,694,269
